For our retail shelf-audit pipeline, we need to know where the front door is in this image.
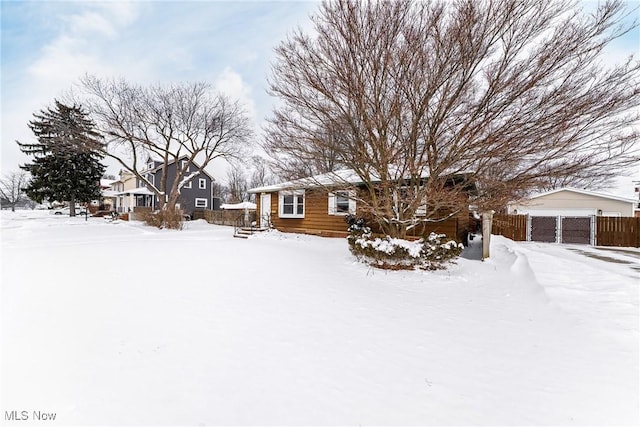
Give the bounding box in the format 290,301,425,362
260,193,271,228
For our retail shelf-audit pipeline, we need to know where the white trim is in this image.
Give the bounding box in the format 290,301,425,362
328,190,356,215
199,178,206,189
278,190,305,218
195,198,207,208
260,193,271,228
184,180,192,189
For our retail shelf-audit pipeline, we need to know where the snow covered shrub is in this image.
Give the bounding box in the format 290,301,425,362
346,215,463,270
345,214,370,235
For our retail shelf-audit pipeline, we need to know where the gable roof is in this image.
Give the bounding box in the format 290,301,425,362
528,188,636,204
145,155,215,181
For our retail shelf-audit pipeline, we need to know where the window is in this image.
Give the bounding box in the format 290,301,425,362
336,192,350,213
184,180,192,189
199,178,206,189
195,198,207,208
181,160,189,172
328,190,356,215
147,161,154,170
279,190,305,218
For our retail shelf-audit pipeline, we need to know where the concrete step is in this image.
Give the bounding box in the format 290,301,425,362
239,227,268,233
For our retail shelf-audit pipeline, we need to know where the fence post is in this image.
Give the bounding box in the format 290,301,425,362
482,210,494,260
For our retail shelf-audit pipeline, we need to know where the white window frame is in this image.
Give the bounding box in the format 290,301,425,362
181,160,189,172
195,198,207,208
328,190,356,215
199,178,206,189
278,190,305,218
184,179,192,189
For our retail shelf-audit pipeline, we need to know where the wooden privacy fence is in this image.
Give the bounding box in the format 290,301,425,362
492,214,640,247
192,209,257,227
492,214,527,241
596,216,640,248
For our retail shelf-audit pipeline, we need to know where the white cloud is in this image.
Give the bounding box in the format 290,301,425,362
214,67,258,121
67,11,118,39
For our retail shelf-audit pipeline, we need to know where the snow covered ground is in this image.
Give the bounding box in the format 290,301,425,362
1,210,638,426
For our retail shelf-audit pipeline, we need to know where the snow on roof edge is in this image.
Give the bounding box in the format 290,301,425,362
528,187,637,204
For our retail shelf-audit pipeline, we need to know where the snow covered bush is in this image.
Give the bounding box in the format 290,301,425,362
345,215,463,270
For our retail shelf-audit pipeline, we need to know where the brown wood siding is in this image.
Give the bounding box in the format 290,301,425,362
269,190,350,234
257,189,466,240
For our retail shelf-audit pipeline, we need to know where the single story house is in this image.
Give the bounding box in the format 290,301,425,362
248,169,470,240
508,188,636,217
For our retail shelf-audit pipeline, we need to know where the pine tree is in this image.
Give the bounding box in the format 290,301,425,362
18,101,105,216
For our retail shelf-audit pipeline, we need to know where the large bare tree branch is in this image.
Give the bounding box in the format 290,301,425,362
77,76,253,213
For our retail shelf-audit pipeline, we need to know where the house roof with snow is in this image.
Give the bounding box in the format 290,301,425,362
527,188,636,204
100,179,117,189
116,187,155,196
248,169,363,193
220,202,257,210
248,167,474,194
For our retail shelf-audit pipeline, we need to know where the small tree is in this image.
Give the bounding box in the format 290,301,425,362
78,76,253,228
17,101,105,216
0,171,29,211
266,0,640,240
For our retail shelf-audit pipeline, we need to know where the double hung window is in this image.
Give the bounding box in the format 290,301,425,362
279,190,305,218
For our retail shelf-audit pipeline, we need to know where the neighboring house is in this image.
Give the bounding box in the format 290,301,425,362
508,188,636,217
142,157,215,217
105,159,215,217
248,169,470,239
99,178,118,210
108,170,150,213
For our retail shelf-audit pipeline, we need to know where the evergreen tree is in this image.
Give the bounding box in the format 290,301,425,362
18,101,105,216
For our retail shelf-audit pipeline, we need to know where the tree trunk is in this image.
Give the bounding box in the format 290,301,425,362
69,194,76,217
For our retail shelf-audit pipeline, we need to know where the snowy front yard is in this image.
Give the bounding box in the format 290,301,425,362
1,211,638,425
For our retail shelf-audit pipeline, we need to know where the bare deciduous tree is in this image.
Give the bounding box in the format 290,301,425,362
226,166,249,203
0,171,29,212
266,0,640,239
78,76,253,226
248,155,274,190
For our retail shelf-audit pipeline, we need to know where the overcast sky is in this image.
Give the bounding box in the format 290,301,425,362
1,1,639,193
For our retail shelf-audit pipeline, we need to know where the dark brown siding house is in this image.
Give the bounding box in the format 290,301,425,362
248,169,470,240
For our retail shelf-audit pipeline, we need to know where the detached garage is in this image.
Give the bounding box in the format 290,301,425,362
509,188,636,217
509,188,636,245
